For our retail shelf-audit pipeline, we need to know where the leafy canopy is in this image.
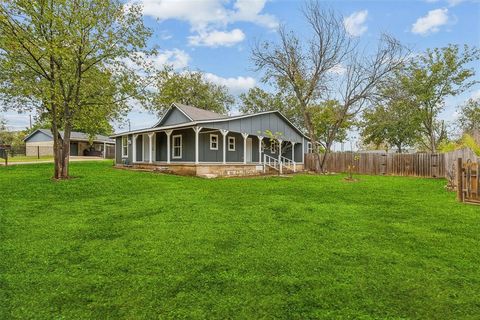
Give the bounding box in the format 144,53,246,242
239,86,303,128
150,66,235,115
399,44,479,151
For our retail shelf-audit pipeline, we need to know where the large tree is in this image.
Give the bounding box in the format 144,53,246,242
309,100,354,151
400,45,479,152
239,85,303,127
457,98,480,134
0,0,152,179
251,2,406,172
150,66,235,115
360,83,421,153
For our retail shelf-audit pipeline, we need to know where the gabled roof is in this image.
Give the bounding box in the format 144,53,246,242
154,103,226,127
111,106,310,140
175,103,225,121
24,129,114,143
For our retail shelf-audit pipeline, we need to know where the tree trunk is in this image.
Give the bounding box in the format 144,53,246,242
51,118,71,180
60,123,71,179
51,119,61,179
318,142,332,173
302,107,322,173
430,131,437,153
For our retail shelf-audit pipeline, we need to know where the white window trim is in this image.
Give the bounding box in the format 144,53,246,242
307,142,313,153
270,140,277,153
172,134,182,159
228,136,236,151
210,134,219,150
122,136,128,157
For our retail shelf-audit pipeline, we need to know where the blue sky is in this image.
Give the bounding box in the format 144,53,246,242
2,0,480,137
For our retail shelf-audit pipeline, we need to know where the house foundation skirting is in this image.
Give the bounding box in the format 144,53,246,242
117,162,305,177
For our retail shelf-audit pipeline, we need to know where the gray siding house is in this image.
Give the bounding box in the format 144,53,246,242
112,103,310,176
24,129,115,157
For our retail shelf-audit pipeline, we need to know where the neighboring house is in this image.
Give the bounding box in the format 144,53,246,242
24,129,115,157
111,103,310,177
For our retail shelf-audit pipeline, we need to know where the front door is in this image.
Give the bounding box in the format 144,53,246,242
246,138,253,163
70,142,78,156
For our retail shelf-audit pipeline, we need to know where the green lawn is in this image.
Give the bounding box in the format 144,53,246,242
5,155,54,163
0,161,478,319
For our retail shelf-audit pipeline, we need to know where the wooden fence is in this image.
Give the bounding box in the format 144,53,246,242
457,157,480,205
305,152,448,178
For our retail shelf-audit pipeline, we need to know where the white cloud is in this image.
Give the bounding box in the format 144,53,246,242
471,89,480,100
424,0,463,6
123,49,190,72
411,8,449,35
151,49,190,69
447,0,464,6
328,64,347,75
135,0,278,47
188,29,245,47
231,0,278,29
204,73,256,95
343,10,368,37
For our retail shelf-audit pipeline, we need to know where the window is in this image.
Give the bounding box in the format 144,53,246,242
307,142,313,153
210,134,218,150
270,140,277,153
228,136,235,151
172,134,182,159
122,136,128,157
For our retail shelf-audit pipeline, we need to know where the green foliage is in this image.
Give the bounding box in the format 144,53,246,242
239,86,303,127
0,129,26,148
439,133,480,156
0,116,27,147
360,84,421,152
1,161,480,318
457,98,480,133
151,66,234,115
400,44,480,151
309,100,354,149
0,0,153,177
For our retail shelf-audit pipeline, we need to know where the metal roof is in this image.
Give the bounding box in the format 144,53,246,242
111,103,309,139
24,129,115,143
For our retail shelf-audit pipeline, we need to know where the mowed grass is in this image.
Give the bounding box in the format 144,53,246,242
4,155,54,163
0,161,479,319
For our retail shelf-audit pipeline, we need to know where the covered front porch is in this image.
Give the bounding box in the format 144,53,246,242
125,125,305,176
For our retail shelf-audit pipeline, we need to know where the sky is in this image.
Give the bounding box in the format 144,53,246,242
2,0,480,144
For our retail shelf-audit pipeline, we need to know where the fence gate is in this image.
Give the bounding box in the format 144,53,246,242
458,158,480,204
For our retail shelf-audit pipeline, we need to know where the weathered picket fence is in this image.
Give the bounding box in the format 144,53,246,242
305,152,446,178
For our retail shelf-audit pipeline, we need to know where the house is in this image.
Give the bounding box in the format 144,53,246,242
23,129,115,158
111,103,310,177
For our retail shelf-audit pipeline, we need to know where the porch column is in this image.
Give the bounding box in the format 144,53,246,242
148,132,154,163
242,133,249,164
258,136,263,164
302,137,305,164
103,142,106,159
221,129,229,164
165,130,172,164
133,134,138,162
193,127,203,164
278,139,283,174
291,141,296,162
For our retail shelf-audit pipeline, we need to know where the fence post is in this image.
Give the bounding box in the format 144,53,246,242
457,158,463,202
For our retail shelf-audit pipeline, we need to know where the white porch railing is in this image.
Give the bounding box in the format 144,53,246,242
263,154,280,173
263,154,297,174
281,156,296,173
